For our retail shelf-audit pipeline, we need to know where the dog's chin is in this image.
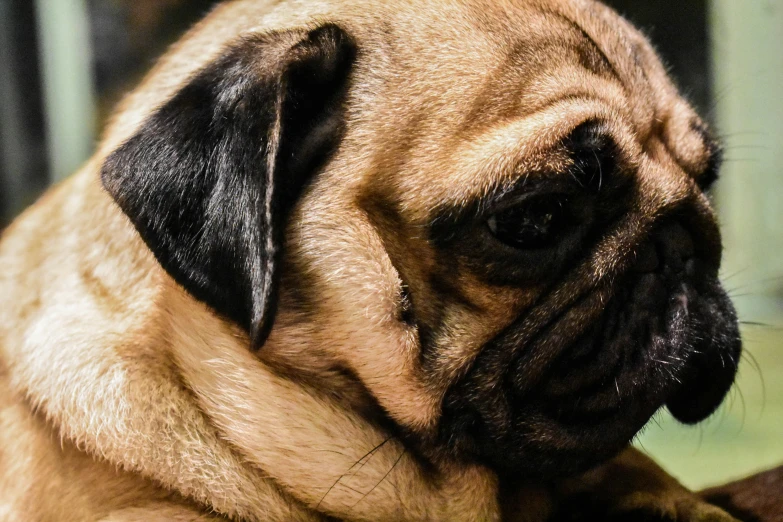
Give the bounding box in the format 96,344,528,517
434,268,741,481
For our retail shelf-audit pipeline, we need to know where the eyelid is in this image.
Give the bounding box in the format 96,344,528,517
428,179,570,245
481,180,582,225
429,124,626,244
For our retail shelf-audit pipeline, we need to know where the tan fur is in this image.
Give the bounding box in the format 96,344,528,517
0,1,736,521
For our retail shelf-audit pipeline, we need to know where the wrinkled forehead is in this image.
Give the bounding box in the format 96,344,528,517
542,0,690,129
363,0,709,220
461,0,686,140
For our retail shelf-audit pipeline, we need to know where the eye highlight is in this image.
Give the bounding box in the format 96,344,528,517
486,194,570,249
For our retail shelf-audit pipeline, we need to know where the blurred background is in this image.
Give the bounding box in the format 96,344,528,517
0,0,781,490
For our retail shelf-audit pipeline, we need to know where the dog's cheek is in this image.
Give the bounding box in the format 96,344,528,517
262,195,442,432
355,189,550,414
276,185,550,440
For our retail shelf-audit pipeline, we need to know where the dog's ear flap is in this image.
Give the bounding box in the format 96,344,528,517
101,24,355,349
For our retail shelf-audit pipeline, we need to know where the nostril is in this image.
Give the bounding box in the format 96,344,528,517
655,221,695,274
685,258,697,277
632,241,659,273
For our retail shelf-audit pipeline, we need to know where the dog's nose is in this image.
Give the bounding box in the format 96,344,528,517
632,221,695,275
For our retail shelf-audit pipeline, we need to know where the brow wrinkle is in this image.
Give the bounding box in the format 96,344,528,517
541,9,621,83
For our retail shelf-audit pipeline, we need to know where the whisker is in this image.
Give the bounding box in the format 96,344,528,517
316,437,392,510
351,448,406,509
740,321,783,332
726,292,755,299
720,157,760,164
347,437,393,478
741,350,767,415
740,321,773,328
340,484,367,496
720,144,770,151
734,385,747,435
593,149,604,191
695,423,704,454
719,266,750,282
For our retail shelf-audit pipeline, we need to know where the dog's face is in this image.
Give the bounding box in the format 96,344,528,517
101,0,740,482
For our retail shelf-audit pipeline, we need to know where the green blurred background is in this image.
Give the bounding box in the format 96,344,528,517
1,0,781,490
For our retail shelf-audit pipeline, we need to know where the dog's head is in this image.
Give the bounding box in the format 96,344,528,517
101,0,740,480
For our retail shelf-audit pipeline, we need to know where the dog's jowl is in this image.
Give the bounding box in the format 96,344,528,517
0,1,742,521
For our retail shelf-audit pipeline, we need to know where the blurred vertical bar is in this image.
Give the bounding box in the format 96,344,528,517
0,1,27,223
34,0,97,183
710,0,783,321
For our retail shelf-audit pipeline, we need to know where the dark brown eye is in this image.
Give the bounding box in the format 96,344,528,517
487,195,569,249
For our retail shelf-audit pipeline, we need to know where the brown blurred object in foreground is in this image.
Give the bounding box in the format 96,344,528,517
702,466,783,522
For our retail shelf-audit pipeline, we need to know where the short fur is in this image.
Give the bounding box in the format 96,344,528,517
0,0,743,521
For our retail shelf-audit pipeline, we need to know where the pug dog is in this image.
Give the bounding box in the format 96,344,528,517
0,0,742,521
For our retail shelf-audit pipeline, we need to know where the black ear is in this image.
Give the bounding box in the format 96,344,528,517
101,25,355,349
